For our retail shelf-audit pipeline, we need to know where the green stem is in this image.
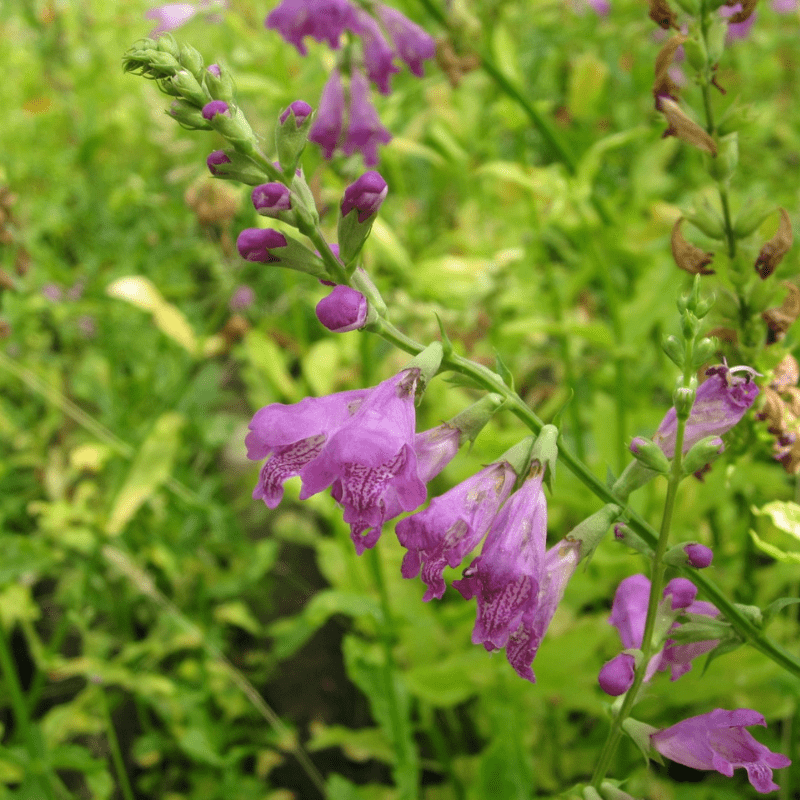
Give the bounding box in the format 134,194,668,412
366,548,419,800
98,687,136,800
0,623,55,800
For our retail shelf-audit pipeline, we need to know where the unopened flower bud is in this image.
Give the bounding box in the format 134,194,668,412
708,133,738,183
662,334,685,368
252,183,292,216
341,172,389,222
202,100,230,121
207,150,231,175
664,541,714,568
683,37,707,72
659,98,717,156
280,100,313,127
179,43,205,79
566,504,622,561
316,285,368,333
205,149,268,185
171,69,207,106
598,653,636,696
733,199,772,239
673,386,696,419
684,200,726,241
236,228,288,262
599,783,640,800
630,437,671,473
691,337,718,369
755,208,793,280
205,63,236,104
155,34,181,59
614,523,654,557
169,99,212,130
671,218,715,276
681,435,724,475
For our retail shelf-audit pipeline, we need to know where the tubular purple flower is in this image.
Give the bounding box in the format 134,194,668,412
309,70,345,159
453,471,581,682
650,709,791,793
351,9,399,94
246,389,371,508
341,171,388,222
280,100,313,127
598,653,636,696
236,228,288,262
315,285,368,333
343,71,392,166
375,4,436,77
265,0,357,55
201,100,230,120
652,363,760,458
252,183,292,215
146,3,198,35
299,369,426,553
397,461,517,601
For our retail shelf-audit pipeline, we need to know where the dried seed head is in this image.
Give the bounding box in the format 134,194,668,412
671,218,715,275
762,282,800,339
755,208,793,279
659,99,718,155
649,0,679,28
654,34,688,102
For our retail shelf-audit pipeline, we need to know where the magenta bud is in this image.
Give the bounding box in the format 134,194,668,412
684,543,713,568
207,150,232,175
280,100,313,127
207,64,221,77
201,100,230,120
251,183,292,215
236,228,288,262
316,285,368,333
341,171,388,223
598,653,636,697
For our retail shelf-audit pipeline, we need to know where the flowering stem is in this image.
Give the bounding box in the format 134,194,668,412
98,687,136,800
368,313,800,682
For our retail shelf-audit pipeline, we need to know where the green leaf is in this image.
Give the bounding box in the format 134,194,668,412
307,724,394,764
762,597,800,627
749,529,800,565
106,412,184,535
567,52,608,121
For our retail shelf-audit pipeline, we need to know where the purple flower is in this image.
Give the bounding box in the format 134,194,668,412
375,4,436,78
651,363,760,459
598,653,636,696
207,150,231,175
309,70,345,159
280,100,313,127
146,3,199,35
397,461,517,601
265,0,357,55
316,285,368,332
772,0,797,12
229,285,255,311
236,228,288,262
351,9,399,94
608,574,720,681
201,100,230,120
342,71,392,166
247,370,427,553
341,171,388,222
252,183,292,215
651,709,791,793
721,4,758,40
453,470,581,682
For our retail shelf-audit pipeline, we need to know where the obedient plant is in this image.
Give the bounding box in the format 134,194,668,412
122,0,798,794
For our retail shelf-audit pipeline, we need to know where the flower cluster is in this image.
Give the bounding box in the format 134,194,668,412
265,0,435,164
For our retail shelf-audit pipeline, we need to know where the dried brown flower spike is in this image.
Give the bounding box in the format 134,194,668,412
654,34,688,103
659,98,718,156
671,218,716,275
726,0,758,23
755,208,793,279
762,282,800,340
649,0,678,29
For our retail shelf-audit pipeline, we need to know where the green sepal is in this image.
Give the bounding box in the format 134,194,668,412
733,198,773,238
630,437,670,474
621,718,660,766
531,425,559,490
447,393,506,448
404,342,444,396
681,434,724,475
207,149,270,185
762,597,800,628
276,108,314,175
170,69,208,107
565,504,622,562
493,349,515,391
691,337,718,370
662,334,685,368
434,314,454,359
205,64,237,105
178,43,205,80
338,209,375,268
684,199,726,240
168,100,212,130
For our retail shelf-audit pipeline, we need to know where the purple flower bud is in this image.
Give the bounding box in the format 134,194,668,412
341,171,388,222
280,100,313,127
201,100,230,120
309,70,345,159
651,709,791,794
315,285,368,333
229,285,255,311
207,150,232,175
375,4,436,78
236,228,288,262
598,653,636,696
684,542,713,568
342,71,392,166
207,63,221,77
664,577,697,609
251,183,292,215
